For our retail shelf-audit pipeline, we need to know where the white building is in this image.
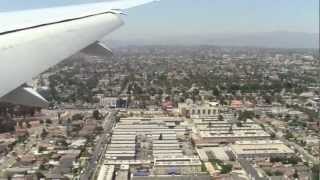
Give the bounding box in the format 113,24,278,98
178,101,221,117
153,156,202,175
230,140,294,160
97,165,114,180
197,130,270,143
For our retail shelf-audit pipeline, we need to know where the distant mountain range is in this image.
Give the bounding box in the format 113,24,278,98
108,31,319,49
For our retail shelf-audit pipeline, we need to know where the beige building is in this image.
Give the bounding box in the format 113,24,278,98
230,140,294,160
196,130,270,144
153,156,202,175
178,102,220,117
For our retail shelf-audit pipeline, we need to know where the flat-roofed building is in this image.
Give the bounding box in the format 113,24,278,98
105,150,135,154
193,117,255,126
153,156,202,175
198,125,263,131
112,131,137,135
105,153,135,160
119,116,183,124
230,140,294,160
109,144,136,148
178,102,221,117
151,133,177,140
110,140,136,144
115,164,129,180
197,130,270,143
131,175,212,180
114,125,186,137
153,149,183,156
153,140,179,144
97,165,114,180
153,150,183,154
107,115,190,163
105,159,152,165
153,143,180,150
111,135,136,141
107,147,135,152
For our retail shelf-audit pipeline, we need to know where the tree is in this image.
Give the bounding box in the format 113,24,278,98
285,131,294,139
284,114,291,121
208,122,213,132
311,164,320,180
238,111,254,121
287,156,300,165
17,120,23,128
212,87,220,96
220,164,233,174
72,113,83,121
26,121,32,128
38,146,46,153
58,112,61,120
236,122,243,127
293,169,299,179
0,117,16,133
274,170,284,176
45,119,52,124
159,133,163,140
41,129,48,139
93,110,101,120
58,118,62,125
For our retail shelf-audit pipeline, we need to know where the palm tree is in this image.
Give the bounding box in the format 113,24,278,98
208,122,213,132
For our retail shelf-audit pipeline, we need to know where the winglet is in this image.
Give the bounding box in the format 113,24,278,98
112,0,160,10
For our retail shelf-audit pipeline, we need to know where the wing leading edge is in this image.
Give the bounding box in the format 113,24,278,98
0,0,159,100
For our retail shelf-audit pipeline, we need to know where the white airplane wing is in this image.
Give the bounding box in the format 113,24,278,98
0,0,158,105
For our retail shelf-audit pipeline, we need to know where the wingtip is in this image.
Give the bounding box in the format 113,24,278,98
118,0,160,10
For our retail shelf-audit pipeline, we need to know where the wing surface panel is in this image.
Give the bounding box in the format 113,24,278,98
0,0,159,98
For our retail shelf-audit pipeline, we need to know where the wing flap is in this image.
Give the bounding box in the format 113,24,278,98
81,41,113,56
0,86,49,108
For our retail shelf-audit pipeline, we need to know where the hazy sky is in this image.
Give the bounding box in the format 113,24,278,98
0,0,318,43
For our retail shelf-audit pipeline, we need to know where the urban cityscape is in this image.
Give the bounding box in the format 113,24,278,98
0,45,319,180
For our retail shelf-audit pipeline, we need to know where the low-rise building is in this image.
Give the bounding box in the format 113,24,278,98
97,165,114,180
197,130,270,143
230,140,294,160
153,156,202,175
178,101,220,117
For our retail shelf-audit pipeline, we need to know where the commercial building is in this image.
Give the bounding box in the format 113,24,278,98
230,140,295,160
153,156,202,175
192,115,269,144
152,138,182,157
114,124,187,137
197,130,270,143
115,164,129,180
104,113,204,178
97,165,114,180
178,101,221,117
